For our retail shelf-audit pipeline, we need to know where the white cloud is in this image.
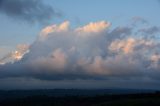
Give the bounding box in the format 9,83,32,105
109,38,136,54
76,21,111,34
151,54,160,63
0,44,29,64
40,21,70,38
109,37,156,55
31,48,67,71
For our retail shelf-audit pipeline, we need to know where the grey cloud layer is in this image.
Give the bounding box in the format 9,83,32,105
0,0,61,24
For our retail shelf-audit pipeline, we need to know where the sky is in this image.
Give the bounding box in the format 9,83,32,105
0,0,160,90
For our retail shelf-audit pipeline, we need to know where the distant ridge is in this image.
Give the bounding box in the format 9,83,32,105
0,89,157,101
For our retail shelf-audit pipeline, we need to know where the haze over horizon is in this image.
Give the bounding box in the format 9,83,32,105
0,0,160,90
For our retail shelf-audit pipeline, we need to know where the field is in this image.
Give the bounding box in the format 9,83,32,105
0,89,160,106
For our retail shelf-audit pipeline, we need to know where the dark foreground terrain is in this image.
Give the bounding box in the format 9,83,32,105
0,89,160,106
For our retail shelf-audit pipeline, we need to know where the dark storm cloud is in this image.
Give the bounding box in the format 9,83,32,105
0,0,61,24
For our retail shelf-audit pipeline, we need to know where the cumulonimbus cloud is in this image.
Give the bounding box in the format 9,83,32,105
0,20,160,85
0,0,61,24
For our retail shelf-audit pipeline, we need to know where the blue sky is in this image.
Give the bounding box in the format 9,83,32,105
51,0,160,25
0,0,160,54
0,0,160,89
